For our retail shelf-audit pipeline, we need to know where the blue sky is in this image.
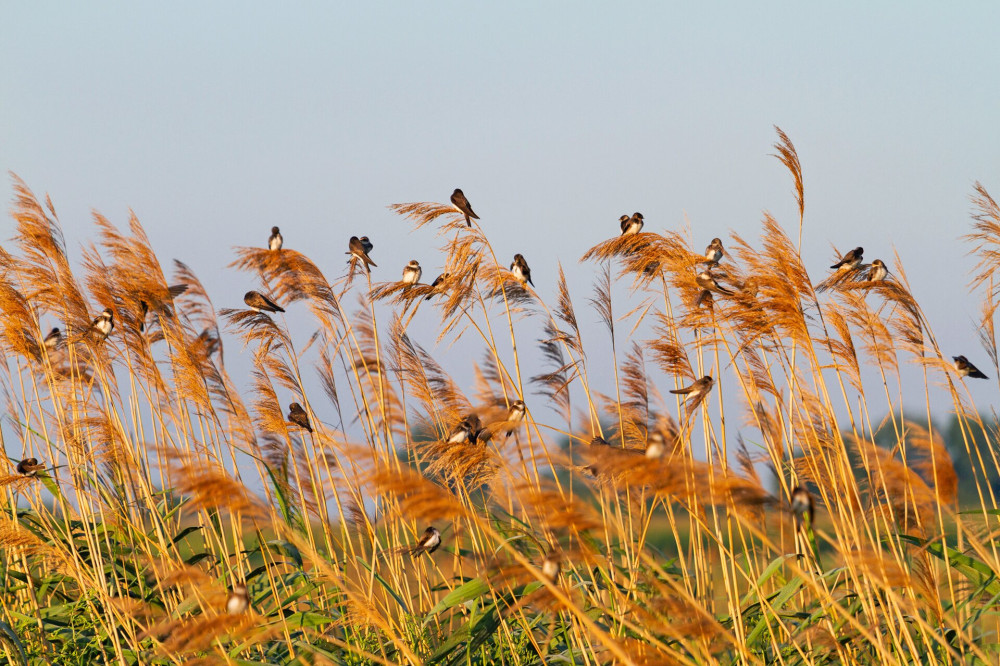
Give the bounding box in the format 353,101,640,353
2,3,999,429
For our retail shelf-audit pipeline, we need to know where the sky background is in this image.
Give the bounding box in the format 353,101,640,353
2,3,1000,439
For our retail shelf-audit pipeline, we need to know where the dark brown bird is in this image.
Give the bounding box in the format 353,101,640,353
348,236,377,272
510,254,534,287
696,271,731,295
704,238,724,265
620,212,644,235
411,526,441,556
450,189,479,227
954,355,989,379
287,402,312,432
91,308,114,340
830,246,863,270
425,273,450,300
670,376,714,405
269,226,283,250
244,291,284,313
447,413,482,444
504,400,525,437
16,458,44,476
43,327,62,351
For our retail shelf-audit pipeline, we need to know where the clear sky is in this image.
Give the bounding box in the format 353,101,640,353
3,3,1000,426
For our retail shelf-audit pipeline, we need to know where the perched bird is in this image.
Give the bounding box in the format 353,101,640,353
43,327,62,351
830,246,864,270
244,291,285,313
268,226,283,251
867,259,888,282
504,400,526,437
287,402,312,432
510,254,534,287
91,308,114,340
425,273,450,300
954,355,989,379
645,431,666,459
226,583,249,614
696,271,732,295
704,238,724,265
412,526,442,556
16,458,44,476
402,260,422,286
348,236,377,272
138,300,149,332
590,435,610,447
541,553,561,583
695,289,714,309
670,376,715,404
790,486,814,528
620,212,644,235
450,189,479,227
447,413,482,444
360,236,374,254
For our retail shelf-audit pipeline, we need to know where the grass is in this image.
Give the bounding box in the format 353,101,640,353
1,128,1000,664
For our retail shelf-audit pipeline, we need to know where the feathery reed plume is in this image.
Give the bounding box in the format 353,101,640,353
367,463,465,524
170,457,268,520
772,125,805,247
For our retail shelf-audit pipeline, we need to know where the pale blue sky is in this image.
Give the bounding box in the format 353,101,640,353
3,3,999,426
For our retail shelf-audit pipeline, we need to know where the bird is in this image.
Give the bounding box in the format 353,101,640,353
953,355,989,379
411,526,442,556
268,226,283,251
16,458,44,476
402,260,422,287
138,300,149,332
831,247,864,270
590,435,610,447
620,212,644,235
244,291,284,313
287,403,312,432
510,254,534,287
504,400,526,437
348,236,377,272
645,431,666,459
425,273,450,300
43,327,62,351
790,486,814,528
541,553,561,583
670,376,715,404
360,236,374,254
704,238,724,265
867,259,888,282
447,414,482,444
226,583,249,614
450,189,479,227
91,308,114,340
696,271,732,295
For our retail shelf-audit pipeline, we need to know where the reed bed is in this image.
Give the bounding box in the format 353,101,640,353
1,130,1000,665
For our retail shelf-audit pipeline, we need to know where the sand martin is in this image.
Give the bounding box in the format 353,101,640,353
91,308,114,340
226,583,249,614
244,291,285,313
704,238,724,265
43,327,62,351
268,226,283,251
288,402,313,432
425,273,450,300
620,212,644,235
504,400,525,436
348,236,377,272
450,189,479,227
402,260,422,286
541,553,561,583
510,254,534,287
954,355,989,379
868,259,888,282
412,526,441,555
831,247,863,270
696,271,732,295
645,431,666,459
16,458,44,476
790,486,814,527
360,236,374,254
447,413,482,444
670,375,714,403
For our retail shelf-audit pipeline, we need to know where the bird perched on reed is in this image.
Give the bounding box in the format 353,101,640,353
244,291,284,313
831,246,863,270
402,260,421,287
645,431,666,459
411,526,441,556
504,400,526,437
287,403,312,432
510,254,534,287
704,238,724,265
425,273,450,300
43,327,62,351
696,271,731,295
790,486,814,528
447,414,482,444
268,226,283,250
16,458,44,476
450,189,479,227
90,308,114,340
541,553,561,583
954,355,989,379
348,236,377,272
670,376,714,408
226,583,249,614
867,259,888,282
620,212,644,235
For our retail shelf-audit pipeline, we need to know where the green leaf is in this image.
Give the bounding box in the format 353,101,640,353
356,557,409,614
427,577,491,616
898,534,1000,597
0,619,27,666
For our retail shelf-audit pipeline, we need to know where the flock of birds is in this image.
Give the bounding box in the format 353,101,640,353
11,188,993,610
